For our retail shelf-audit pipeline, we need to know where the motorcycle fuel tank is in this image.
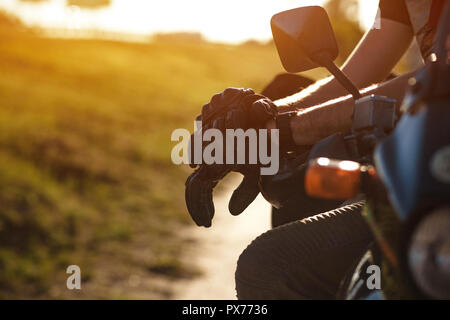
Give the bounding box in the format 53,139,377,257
374,99,450,221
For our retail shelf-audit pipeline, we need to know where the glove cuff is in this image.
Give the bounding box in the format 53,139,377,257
276,111,297,153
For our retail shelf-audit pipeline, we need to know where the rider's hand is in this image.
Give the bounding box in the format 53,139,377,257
189,88,278,168
185,88,278,227
201,87,277,130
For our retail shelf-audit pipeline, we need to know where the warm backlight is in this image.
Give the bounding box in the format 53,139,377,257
0,0,379,44
305,157,361,199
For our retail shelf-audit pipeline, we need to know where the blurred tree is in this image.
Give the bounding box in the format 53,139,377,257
19,0,111,8
18,0,49,3
66,0,111,9
152,32,205,43
324,0,364,64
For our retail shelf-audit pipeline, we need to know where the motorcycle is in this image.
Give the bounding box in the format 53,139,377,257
260,4,450,299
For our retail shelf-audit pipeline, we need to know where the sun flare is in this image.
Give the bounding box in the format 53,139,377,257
0,0,379,43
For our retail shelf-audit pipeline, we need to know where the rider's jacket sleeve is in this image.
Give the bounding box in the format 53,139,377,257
379,0,445,59
379,0,412,26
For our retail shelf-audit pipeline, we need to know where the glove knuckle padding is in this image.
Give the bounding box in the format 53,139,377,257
201,103,211,119
211,93,222,107
241,93,265,107
223,87,240,96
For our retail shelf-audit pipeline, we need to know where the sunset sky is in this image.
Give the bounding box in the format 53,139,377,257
0,0,379,43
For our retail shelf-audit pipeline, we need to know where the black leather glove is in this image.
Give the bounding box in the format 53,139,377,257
202,88,277,129
185,88,278,227
185,164,229,227
189,88,277,167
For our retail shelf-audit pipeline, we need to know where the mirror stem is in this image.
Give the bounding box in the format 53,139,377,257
313,52,362,100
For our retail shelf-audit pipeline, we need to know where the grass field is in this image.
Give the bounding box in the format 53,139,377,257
0,12,289,298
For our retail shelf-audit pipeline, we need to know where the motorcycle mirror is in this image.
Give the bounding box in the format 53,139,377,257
270,6,338,73
271,6,362,99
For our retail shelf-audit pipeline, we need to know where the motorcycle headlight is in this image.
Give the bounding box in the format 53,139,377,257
408,207,450,299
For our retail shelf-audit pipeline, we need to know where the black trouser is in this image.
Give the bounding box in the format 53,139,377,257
235,200,373,299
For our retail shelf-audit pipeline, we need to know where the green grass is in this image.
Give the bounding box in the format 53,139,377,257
0,13,285,298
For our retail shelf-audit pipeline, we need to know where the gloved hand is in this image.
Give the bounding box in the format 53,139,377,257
201,87,277,130
185,88,278,227
189,88,277,168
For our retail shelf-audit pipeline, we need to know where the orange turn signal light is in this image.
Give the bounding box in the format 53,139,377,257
305,157,362,200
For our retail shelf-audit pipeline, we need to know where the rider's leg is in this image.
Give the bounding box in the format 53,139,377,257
271,194,342,228
235,200,373,299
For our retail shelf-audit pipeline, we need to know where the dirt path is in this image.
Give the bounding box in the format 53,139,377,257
173,176,271,300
